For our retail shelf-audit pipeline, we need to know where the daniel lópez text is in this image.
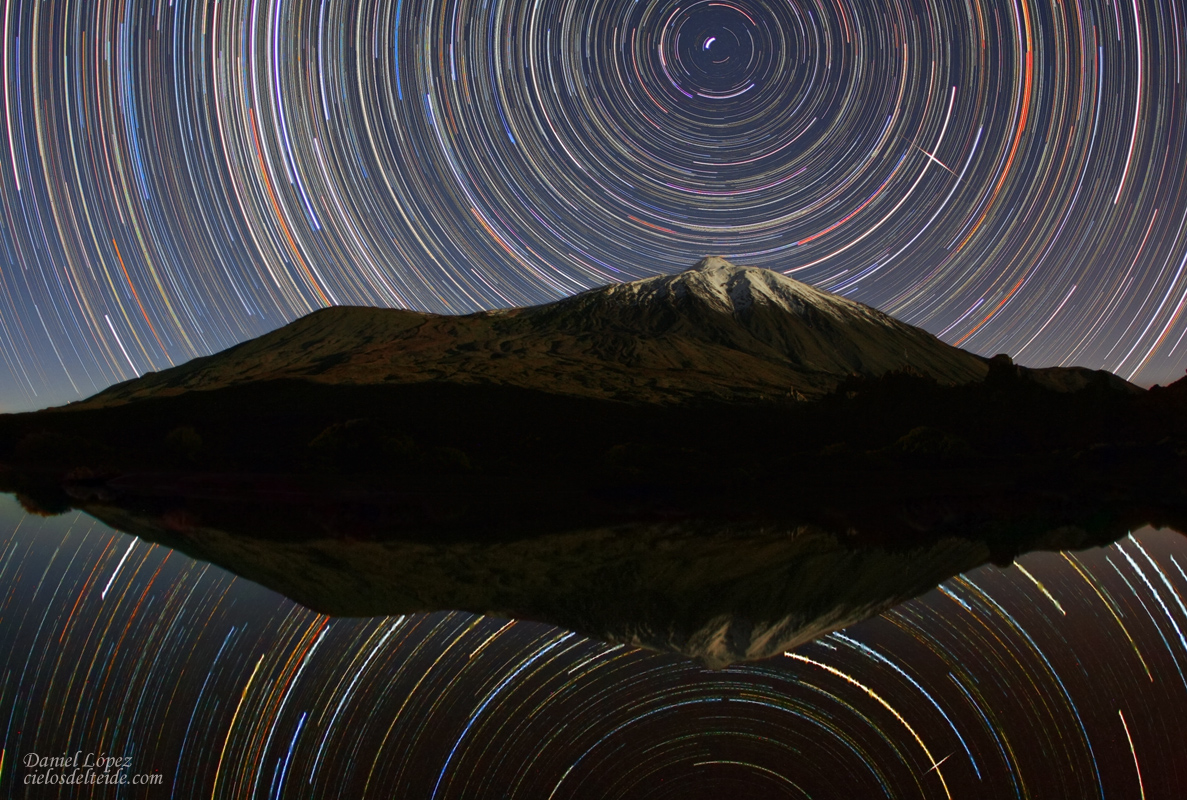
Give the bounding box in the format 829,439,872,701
21,751,163,787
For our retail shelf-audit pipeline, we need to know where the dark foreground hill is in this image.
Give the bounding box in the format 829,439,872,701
1,258,1184,665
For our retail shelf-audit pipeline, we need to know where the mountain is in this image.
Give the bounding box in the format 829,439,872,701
76,257,1125,409
1,257,1181,667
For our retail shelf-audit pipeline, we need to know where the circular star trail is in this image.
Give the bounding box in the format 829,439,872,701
0,0,1186,410
2,496,1186,796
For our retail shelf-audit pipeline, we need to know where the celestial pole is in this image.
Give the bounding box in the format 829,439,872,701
0,0,1185,411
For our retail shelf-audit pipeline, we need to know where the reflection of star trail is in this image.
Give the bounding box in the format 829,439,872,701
1118,709,1146,800
0,0,1186,412
2,494,1185,797
1,0,1187,794
783,652,954,799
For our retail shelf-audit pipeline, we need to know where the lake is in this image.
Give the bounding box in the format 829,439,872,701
1,492,1184,797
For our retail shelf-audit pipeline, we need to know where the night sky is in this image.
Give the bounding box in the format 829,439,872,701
0,0,1186,412
2,0,1187,796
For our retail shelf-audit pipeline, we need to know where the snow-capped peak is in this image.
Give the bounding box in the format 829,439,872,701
80,256,998,408
643,256,881,324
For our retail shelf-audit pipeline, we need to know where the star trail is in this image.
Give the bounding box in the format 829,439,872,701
0,0,1186,411
1,496,1185,797
2,0,1187,795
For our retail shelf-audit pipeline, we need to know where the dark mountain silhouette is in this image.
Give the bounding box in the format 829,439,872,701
0,258,1183,665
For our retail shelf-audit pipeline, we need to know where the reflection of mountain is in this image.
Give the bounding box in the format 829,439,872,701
1,258,1185,665
44,481,1180,667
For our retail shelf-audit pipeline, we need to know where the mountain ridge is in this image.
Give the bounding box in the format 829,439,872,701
72,257,1133,409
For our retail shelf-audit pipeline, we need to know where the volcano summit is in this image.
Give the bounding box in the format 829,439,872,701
78,257,1093,408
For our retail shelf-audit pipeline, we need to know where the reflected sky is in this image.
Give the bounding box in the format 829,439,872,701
2,493,1184,798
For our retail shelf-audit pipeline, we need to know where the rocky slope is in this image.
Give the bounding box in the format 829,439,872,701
77,257,1010,408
